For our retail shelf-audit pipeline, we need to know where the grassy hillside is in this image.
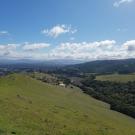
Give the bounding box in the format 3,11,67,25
0,74,135,135
96,74,135,82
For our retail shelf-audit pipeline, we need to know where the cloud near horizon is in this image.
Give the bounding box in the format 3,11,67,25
22,43,50,51
0,40,135,61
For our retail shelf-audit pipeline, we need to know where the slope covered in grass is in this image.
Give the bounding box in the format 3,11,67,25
96,74,135,82
0,74,135,135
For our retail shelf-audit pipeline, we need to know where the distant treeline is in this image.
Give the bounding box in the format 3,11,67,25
79,76,135,118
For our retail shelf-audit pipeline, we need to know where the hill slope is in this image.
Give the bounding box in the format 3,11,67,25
96,73,135,82
64,59,135,74
0,74,135,135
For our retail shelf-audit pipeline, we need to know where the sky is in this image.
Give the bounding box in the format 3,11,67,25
0,0,135,61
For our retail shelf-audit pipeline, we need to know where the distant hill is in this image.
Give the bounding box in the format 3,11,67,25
0,59,83,72
0,74,135,134
65,59,135,74
0,59,83,66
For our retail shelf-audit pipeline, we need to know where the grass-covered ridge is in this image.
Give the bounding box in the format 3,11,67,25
0,74,135,135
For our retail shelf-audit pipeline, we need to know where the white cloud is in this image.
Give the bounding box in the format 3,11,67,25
49,40,135,60
54,40,115,53
113,0,134,7
0,44,18,57
22,43,50,51
123,40,135,51
0,43,50,59
0,31,9,36
0,40,135,60
0,44,17,50
42,24,77,38
49,40,118,60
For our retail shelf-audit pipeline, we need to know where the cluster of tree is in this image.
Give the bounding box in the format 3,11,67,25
53,67,84,77
30,72,71,87
57,75,71,86
79,77,135,118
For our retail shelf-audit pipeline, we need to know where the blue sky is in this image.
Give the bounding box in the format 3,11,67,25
0,0,135,60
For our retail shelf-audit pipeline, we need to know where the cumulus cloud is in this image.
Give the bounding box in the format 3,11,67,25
0,44,17,50
0,44,18,57
113,0,134,7
42,24,77,38
49,40,118,60
0,40,135,60
22,43,50,51
0,43,50,59
123,40,135,51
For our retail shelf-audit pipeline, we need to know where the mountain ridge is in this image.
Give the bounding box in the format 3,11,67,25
64,58,135,74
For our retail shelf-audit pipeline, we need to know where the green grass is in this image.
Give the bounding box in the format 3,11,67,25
0,74,135,135
96,74,135,82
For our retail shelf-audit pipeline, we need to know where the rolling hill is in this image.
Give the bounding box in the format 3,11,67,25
0,74,135,135
64,59,135,74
